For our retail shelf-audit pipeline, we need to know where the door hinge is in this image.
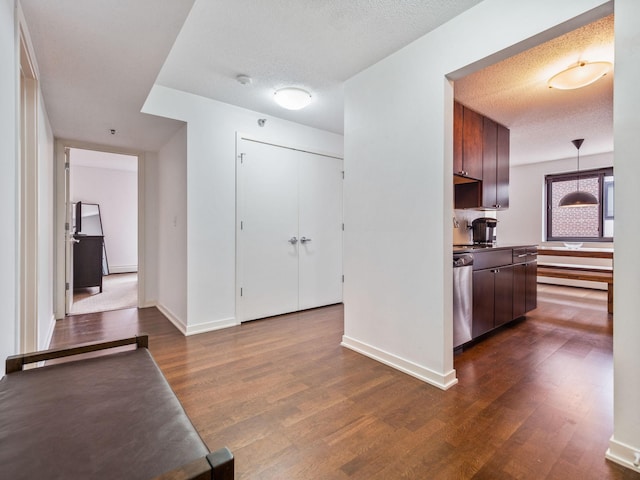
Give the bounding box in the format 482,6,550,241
65,222,70,232
240,221,243,230
342,275,344,283
342,223,344,231
342,171,344,179
64,161,70,170
239,153,245,164
240,288,243,297
65,282,69,291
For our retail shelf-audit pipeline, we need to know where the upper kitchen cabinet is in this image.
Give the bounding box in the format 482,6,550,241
454,101,510,210
453,101,483,181
481,118,510,209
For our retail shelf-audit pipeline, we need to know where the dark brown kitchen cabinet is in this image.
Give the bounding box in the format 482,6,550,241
513,248,537,318
453,101,483,181
496,123,510,209
472,268,494,338
525,254,537,312
494,266,514,327
454,101,510,210
481,119,510,210
473,265,513,336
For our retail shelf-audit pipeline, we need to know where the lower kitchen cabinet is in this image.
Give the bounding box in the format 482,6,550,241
469,246,537,343
472,269,494,338
472,265,513,337
513,248,538,318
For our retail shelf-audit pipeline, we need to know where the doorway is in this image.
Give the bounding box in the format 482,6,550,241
60,146,141,316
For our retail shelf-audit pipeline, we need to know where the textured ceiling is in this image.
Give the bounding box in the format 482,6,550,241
455,14,614,166
19,1,614,165
20,0,195,151
156,0,485,135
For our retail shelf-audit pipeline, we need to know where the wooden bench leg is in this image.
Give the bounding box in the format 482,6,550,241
607,283,613,314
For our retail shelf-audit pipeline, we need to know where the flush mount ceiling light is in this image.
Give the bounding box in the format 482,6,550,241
558,139,599,208
548,61,612,90
274,87,312,110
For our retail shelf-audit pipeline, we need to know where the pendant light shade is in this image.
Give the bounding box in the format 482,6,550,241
558,139,598,207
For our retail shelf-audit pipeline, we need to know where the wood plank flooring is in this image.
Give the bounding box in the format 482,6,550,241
50,285,640,479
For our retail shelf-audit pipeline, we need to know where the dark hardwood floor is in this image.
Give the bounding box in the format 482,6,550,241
50,285,640,479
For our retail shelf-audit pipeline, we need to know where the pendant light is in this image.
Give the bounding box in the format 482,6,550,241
558,139,599,207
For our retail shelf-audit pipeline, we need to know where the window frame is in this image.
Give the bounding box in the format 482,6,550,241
545,166,613,242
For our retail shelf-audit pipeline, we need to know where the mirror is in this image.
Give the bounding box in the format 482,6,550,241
73,201,103,235
72,202,109,275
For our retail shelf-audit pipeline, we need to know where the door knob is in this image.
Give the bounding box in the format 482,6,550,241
300,236,312,244
288,236,298,245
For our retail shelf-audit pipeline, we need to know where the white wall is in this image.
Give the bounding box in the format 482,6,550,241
0,0,17,374
343,0,612,391
499,152,613,246
156,125,187,325
608,0,640,471
143,85,343,334
70,156,138,273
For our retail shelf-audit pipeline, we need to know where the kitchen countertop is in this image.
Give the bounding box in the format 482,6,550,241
453,244,537,253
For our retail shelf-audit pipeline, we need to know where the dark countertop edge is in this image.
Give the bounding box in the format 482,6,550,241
453,244,538,253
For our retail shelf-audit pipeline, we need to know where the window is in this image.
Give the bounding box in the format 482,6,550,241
545,167,613,242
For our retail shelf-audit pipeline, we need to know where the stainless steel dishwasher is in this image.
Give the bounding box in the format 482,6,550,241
453,253,473,348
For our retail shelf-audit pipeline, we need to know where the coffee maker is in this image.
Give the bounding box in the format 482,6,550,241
471,217,497,245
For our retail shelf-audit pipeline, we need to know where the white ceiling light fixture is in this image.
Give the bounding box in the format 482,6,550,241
274,87,312,110
548,60,612,90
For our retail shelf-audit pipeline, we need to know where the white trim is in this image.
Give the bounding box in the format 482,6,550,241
184,317,237,336
18,20,39,354
606,436,640,473
237,131,343,160
108,265,138,274
156,303,237,336
42,314,56,350
156,303,186,334
341,335,458,390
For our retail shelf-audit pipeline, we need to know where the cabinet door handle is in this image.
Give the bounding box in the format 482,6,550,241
288,237,298,245
300,236,312,244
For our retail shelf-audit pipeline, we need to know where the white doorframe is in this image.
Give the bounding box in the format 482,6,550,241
18,29,38,353
54,140,146,318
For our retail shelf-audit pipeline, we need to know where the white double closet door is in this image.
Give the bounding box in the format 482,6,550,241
237,137,343,322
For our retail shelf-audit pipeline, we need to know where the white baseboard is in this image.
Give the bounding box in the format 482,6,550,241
184,317,237,336
341,335,458,390
156,303,238,336
140,299,157,309
108,265,138,274
42,314,57,349
606,436,640,473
